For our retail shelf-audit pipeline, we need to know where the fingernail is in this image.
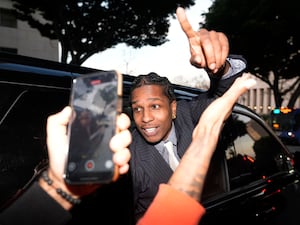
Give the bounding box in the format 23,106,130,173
209,63,216,71
191,55,201,65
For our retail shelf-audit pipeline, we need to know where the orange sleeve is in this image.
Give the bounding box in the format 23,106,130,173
137,184,205,225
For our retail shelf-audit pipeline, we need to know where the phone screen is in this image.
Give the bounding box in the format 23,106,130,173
64,70,122,184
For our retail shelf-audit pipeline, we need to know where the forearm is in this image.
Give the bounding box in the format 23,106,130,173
38,168,99,211
168,73,256,201
168,125,220,201
38,171,75,210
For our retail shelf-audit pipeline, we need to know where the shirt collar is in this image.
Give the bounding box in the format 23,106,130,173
155,122,177,151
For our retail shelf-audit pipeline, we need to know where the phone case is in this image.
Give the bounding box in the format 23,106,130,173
64,70,122,184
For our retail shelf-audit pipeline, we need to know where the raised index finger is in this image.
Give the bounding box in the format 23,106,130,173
176,7,195,39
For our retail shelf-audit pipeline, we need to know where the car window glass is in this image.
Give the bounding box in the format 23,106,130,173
0,82,69,208
202,147,229,200
223,113,286,190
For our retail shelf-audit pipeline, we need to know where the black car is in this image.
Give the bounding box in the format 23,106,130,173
0,52,299,225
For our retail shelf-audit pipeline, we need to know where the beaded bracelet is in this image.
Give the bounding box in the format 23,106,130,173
41,170,81,205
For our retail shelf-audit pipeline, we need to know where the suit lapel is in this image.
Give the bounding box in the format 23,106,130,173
134,135,173,184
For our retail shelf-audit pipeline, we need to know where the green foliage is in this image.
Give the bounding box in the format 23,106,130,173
201,0,300,108
12,0,195,65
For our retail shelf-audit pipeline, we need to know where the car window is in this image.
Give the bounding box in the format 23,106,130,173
202,109,291,201
225,112,289,190
0,81,70,207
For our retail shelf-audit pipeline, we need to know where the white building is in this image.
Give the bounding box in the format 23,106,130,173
0,0,58,61
237,73,300,116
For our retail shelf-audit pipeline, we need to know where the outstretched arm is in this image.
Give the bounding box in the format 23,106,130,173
168,73,256,200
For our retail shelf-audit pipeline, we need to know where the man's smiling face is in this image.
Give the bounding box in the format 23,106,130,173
131,84,176,144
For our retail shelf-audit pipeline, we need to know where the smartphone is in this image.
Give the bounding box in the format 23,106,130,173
64,70,123,184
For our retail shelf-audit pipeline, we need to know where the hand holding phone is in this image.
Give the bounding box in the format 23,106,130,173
64,70,122,184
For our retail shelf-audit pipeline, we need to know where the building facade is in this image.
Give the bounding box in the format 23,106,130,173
237,73,300,116
0,0,58,61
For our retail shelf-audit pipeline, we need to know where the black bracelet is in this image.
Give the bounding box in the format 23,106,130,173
41,170,81,205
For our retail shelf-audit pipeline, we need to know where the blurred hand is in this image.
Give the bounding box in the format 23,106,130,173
46,106,132,196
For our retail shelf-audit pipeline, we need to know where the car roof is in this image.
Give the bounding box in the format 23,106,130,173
0,52,206,100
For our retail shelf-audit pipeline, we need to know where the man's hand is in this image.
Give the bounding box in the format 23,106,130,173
176,7,229,74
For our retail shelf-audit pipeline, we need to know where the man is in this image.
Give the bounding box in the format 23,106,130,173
0,73,256,225
129,7,247,221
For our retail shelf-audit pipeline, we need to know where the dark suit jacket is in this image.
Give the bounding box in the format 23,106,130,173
129,55,247,221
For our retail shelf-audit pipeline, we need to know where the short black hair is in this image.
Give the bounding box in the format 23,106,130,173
130,72,176,103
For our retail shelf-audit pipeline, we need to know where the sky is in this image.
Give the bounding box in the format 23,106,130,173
82,0,213,86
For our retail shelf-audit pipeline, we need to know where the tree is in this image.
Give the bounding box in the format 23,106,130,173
12,0,195,65
201,0,300,108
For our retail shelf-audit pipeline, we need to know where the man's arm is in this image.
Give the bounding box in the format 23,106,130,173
169,73,256,200
176,7,247,97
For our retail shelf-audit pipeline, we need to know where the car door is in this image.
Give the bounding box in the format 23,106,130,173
0,71,71,208
199,104,298,225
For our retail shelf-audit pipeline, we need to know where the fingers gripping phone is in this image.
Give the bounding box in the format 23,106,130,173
64,70,123,184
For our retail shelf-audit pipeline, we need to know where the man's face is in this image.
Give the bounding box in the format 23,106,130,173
131,85,176,144
79,111,91,127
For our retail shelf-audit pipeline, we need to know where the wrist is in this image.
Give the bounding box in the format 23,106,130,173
39,170,81,210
